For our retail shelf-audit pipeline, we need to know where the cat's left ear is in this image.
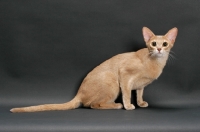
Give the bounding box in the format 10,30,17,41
165,27,178,43
142,27,155,43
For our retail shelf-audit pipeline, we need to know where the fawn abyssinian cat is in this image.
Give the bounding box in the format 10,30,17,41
10,27,178,112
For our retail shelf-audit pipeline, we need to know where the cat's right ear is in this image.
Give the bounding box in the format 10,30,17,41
142,27,155,43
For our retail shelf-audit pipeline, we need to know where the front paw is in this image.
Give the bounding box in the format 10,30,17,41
124,104,135,110
137,101,148,107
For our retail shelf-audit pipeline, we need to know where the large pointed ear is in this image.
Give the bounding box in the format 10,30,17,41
165,27,178,43
142,27,155,43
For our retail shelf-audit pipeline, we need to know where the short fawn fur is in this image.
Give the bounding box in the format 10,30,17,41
10,27,178,112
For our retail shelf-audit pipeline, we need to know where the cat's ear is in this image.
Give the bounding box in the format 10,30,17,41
165,27,178,43
142,27,155,43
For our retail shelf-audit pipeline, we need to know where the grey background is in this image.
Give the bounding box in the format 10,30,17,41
0,0,200,132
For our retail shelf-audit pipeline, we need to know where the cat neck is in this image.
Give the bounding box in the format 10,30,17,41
149,54,168,67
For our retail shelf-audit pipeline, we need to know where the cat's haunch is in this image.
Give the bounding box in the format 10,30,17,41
10,27,178,113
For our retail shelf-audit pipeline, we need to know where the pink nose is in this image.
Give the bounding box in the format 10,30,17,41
157,48,161,51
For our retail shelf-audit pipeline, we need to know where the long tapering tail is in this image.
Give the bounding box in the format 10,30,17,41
10,96,81,113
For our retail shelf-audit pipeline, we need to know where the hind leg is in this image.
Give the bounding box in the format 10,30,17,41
82,72,122,109
91,102,123,109
90,87,123,110
90,88,123,110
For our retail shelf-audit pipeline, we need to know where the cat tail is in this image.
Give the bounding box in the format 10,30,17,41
10,96,81,113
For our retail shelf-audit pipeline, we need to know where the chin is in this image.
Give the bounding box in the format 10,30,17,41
157,53,164,57
151,52,165,58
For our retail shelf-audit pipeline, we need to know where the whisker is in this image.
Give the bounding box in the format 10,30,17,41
169,53,176,60
169,50,176,54
168,50,176,56
148,51,154,56
166,50,176,65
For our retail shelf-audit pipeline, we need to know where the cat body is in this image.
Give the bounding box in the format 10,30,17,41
78,48,164,110
10,27,178,112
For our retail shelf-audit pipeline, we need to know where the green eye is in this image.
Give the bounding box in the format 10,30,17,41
163,42,168,47
152,42,156,46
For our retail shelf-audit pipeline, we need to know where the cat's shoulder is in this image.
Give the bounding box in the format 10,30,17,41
114,48,148,58
135,48,149,55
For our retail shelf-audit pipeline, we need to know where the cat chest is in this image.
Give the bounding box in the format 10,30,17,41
132,77,154,89
143,63,163,80
131,69,162,89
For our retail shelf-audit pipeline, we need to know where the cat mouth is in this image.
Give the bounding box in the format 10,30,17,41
151,52,163,57
149,51,164,57
156,53,164,57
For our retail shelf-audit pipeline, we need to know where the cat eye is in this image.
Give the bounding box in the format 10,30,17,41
163,42,168,47
152,42,156,47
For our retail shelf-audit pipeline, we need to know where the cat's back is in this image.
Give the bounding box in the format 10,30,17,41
90,48,148,74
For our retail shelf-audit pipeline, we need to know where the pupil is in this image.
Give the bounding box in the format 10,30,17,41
163,42,168,46
152,42,156,46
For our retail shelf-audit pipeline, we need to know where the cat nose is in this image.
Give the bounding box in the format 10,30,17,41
157,48,161,52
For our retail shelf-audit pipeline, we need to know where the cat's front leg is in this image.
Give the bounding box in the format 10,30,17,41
122,91,135,110
121,86,135,110
120,72,135,110
136,88,148,107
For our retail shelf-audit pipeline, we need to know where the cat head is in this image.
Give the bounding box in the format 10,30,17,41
142,27,178,57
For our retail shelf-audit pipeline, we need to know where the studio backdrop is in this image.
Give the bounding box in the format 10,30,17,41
0,1,200,132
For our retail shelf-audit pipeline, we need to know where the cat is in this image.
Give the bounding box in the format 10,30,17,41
10,27,178,112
